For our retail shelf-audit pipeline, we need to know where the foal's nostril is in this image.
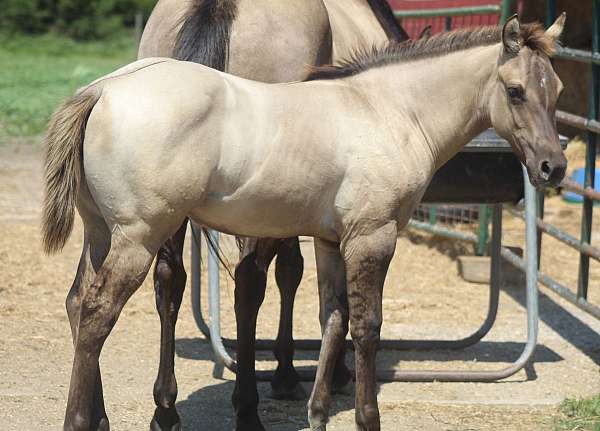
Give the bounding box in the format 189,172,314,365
540,160,552,181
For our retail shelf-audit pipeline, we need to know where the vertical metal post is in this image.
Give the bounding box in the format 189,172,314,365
429,206,437,225
207,230,236,375
500,0,512,24
578,0,600,300
134,11,144,46
476,204,490,256
190,222,210,338
545,0,557,27
522,164,539,362
535,192,545,269
537,0,557,271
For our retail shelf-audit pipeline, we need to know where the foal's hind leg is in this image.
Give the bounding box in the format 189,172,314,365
271,237,306,400
232,238,279,431
65,226,111,431
64,230,154,431
151,221,188,431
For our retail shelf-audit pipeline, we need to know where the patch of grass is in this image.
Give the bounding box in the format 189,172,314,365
555,395,600,431
0,33,137,139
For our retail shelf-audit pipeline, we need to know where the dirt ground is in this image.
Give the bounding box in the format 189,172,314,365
1,142,599,431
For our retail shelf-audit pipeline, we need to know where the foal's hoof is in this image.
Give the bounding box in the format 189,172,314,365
269,381,307,400
235,415,265,431
150,407,181,431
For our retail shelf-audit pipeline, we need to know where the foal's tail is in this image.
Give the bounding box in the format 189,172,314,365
42,87,102,254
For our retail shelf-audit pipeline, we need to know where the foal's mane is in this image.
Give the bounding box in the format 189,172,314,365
305,23,556,81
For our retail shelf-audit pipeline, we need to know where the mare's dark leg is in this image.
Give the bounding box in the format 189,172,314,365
344,223,397,431
151,221,188,431
271,237,306,400
308,239,349,431
232,238,279,431
64,233,153,431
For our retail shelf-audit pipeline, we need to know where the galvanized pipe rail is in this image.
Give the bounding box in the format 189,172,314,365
507,207,600,262
536,0,600,318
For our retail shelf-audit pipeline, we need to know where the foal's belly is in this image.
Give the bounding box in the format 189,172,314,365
188,192,339,242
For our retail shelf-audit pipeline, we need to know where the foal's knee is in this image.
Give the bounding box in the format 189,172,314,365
350,319,381,353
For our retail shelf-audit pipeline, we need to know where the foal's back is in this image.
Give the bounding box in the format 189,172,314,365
83,60,382,241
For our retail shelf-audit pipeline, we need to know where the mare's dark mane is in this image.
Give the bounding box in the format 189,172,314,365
366,0,409,42
305,23,556,81
173,0,238,69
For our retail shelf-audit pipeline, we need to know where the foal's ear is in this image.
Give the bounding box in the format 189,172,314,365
502,14,521,54
546,12,566,41
419,25,432,40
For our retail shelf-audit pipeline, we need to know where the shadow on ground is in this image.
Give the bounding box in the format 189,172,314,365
175,379,355,431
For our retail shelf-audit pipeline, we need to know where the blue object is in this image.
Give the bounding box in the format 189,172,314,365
563,168,600,203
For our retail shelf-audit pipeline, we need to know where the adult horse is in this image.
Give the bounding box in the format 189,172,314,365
139,1,408,429
44,15,567,431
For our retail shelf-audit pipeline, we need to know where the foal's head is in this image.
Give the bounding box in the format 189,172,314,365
488,14,567,188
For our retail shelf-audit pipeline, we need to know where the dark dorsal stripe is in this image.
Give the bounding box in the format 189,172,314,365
305,23,555,81
173,0,238,71
366,0,410,42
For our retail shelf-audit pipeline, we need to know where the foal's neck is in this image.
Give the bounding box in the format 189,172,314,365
356,44,499,170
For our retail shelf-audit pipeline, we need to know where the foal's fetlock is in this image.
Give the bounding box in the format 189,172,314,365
150,406,181,431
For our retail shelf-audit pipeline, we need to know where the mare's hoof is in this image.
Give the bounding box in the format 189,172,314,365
235,415,265,431
150,407,181,431
235,412,265,431
270,381,307,400
64,417,110,431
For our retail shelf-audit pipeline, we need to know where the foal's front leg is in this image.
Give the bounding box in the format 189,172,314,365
343,223,397,431
151,221,188,431
308,239,350,431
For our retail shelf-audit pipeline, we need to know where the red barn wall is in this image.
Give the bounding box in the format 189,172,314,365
389,0,501,39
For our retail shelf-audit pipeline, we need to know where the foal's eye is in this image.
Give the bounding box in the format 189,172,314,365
507,86,524,103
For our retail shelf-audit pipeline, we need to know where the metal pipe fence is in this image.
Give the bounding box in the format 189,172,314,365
550,0,599,317
395,0,600,320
